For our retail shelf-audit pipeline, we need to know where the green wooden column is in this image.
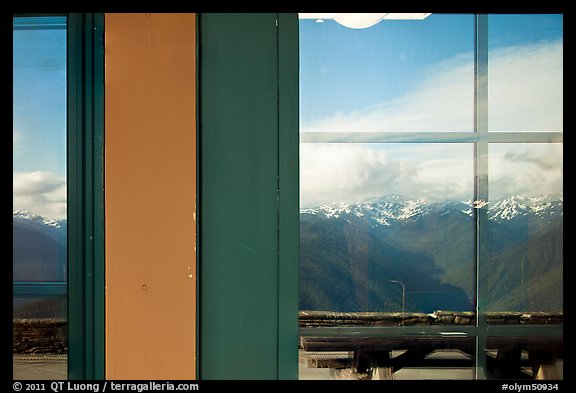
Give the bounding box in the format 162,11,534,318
199,13,299,379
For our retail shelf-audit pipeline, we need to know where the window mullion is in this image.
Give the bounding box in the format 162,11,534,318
474,13,489,381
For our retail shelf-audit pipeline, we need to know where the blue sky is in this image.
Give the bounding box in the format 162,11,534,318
300,14,475,126
300,14,563,132
299,14,563,206
13,23,66,176
13,18,67,219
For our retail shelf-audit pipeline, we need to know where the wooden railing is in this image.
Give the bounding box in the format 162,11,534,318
13,319,67,354
299,310,563,328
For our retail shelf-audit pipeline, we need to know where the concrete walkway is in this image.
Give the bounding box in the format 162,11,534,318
13,355,67,380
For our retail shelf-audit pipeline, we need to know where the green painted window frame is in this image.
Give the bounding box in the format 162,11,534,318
12,13,105,380
67,13,105,380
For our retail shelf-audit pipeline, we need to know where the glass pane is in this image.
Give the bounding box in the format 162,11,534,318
299,14,475,133
13,296,67,377
488,15,563,132
482,143,563,380
486,144,563,312
13,211,67,282
13,16,68,379
301,143,475,314
14,296,67,319
481,345,562,380
299,143,476,379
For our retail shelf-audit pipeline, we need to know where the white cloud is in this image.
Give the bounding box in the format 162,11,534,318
300,144,474,206
301,144,394,206
489,144,563,200
13,171,66,219
302,53,474,133
488,41,563,131
302,40,562,133
300,40,563,206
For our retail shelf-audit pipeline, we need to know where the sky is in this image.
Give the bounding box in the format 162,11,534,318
11,14,564,217
299,14,563,207
13,17,67,219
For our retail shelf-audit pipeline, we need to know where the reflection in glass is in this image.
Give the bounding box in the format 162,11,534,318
299,12,563,381
486,144,563,312
13,211,67,282
13,16,67,379
13,297,67,319
488,15,563,132
300,144,475,315
299,14,475,133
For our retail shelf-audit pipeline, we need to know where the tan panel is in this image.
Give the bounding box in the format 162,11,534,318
105,13,196,379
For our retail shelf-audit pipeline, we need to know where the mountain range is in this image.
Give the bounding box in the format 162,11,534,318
12,193,563,316
300,194,563,313
13,210,67,282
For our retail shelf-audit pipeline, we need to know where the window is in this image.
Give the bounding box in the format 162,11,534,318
13,16,68,379
298,14,562,380
13,14,104,380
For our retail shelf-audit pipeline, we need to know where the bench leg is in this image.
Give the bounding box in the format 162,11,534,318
333,368,368,380
530,351,560,380
492,347,522,379
370,366,394,380
353,350,395,380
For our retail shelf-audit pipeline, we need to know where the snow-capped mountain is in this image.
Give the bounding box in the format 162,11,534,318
13,210,67,281
301,194,563,226
13,209,65,228
300,193,563,313
302,195,429,225
487,194,563,222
